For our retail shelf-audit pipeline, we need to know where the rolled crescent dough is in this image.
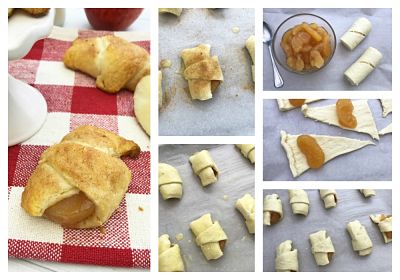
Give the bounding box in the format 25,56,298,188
275,240,298,272
245,35,255,82
380,99,392,117
280,130,374,178
158,163,183,200
235,144,255,164
359,189,375,198
340,17,372,50
189,150,219,187
347,220,373,256
370,214,392,243
277,99,321,111
236,193,255,234
288,189,309,216
301,100,379,140
319,189,337,208
190,213,228,260
159,234,185,272
159,8,183,16
379,123,392,135
263,194,283,226
309,230,335,266
344,47,383,86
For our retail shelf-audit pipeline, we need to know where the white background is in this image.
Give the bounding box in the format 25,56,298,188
2,0,398,277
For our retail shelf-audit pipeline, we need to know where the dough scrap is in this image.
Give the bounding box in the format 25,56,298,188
277,99,321,111
189,150,219,187
319,189,337,209
280,130,374,178
344,47,383,86
181,44,224,101
359,189,375,198
347,220,373,256
380,99,392,117
340,17,372,50
379,123,392,135
263,194,283,226
275,240,298,272
159,234,185,272
159,8,183,16
301,100,379,140
235,144,255,164
288,189,309,216
245,35,255,82
158,163,183,200
190,213,228,260
370,214,392,243
309,230,335,266
133,75,150,135
235,193,255,234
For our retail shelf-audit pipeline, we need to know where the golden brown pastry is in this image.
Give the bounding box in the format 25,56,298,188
133,75,150,135
159,8,183,17
64,35,150,94
181,44,223,101
22,8,50,17
21,125,140,229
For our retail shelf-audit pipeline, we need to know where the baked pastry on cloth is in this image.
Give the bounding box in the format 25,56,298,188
181,44,223,101
159,234,185,272
64,35,150,94
21,125,140,229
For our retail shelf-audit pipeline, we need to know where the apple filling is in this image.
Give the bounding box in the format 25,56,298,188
270,211,281,225
336,99,357,128
289,99,306,107
297,135,325,169
219,240,226,251
44,192,95,228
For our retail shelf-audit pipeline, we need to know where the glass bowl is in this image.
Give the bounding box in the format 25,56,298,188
272,13,336,74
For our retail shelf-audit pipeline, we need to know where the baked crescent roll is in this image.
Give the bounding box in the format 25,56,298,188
319,189,337,209
158,163,183,200
263,194,283,226
347,220,373,256
288,189,309,216
235,193,255,234
189,150,219,187
21,125,140,229
181,44,223,101
309,230,335,266
275,240,298,272
159,234,185,272
360,189,375,198
235,144,255,164
133,75,150,135
190,213,228,261
370,214,392,243
159,8,183,17
64,35,150,94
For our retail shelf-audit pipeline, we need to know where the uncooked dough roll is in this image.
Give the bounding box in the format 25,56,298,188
245,35,255,82
340,17,372,50
319,189,337,209
235,193,255,234
190,213,228,260
370,214,392,243
235,144,255,164
275,240,299,272
263,194,283,226
346,220,373,256
158,163,183,200
159,234,185,272
360,189,375,198
309,230,335,266
288,189,309,216
344,47,383,86
189,150,219,187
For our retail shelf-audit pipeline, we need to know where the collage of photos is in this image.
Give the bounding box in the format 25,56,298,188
6,3,394,275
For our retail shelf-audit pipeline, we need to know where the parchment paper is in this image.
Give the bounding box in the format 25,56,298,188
263,189,392,272
159,8,255,136
263,99,392,181
159,144,255,271
263,8,392,91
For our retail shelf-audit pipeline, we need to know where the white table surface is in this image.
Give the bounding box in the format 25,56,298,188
8,8,150,272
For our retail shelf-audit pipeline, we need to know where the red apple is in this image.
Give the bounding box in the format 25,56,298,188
84,8,144,31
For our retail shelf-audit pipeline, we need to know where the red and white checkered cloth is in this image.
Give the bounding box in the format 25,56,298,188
8,27,151,268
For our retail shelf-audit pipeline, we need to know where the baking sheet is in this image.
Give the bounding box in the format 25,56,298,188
159,8,255,136
159,144,255,271
263,8,392,91
263,189,392,272
263,99,392,181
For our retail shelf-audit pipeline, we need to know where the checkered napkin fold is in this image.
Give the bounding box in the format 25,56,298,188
8,26,151,268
